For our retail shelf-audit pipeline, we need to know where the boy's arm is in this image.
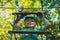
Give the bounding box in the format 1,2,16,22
37,13,51,31
41,18,51,31
10,20,20,30
10,14,27,30
10,15,22,30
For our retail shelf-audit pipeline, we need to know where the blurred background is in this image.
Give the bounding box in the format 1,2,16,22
0,0,60,40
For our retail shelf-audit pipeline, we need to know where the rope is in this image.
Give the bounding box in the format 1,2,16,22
40,0,46,32
40,0,48,40
12,0,18,30
10,0,19,40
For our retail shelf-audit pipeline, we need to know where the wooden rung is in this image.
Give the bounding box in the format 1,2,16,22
12,11,46,15
8,30,51,34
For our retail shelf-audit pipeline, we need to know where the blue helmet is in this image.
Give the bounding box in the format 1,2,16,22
24,16,36,22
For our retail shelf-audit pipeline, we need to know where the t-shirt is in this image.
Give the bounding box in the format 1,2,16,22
19,27,42,40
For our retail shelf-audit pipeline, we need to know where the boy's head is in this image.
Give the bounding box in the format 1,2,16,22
24,16,36,27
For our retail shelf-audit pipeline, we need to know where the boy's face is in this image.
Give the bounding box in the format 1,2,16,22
24,18,36,27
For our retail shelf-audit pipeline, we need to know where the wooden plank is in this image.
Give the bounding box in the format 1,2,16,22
8,30,51,34
12,11,46,15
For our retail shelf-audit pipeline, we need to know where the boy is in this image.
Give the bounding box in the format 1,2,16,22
10,14,51,40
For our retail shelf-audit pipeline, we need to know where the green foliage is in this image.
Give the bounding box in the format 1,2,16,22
0,0,60,40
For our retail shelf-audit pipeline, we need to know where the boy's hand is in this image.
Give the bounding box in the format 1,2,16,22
20,14,27,18
37,13,44,19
